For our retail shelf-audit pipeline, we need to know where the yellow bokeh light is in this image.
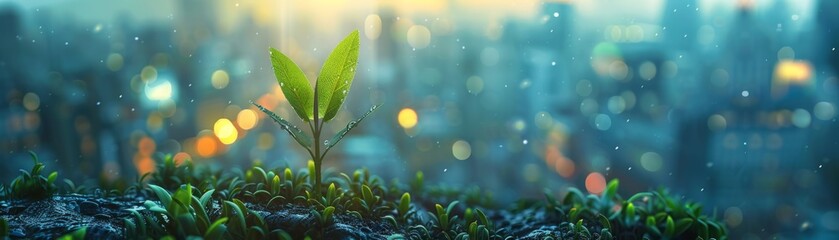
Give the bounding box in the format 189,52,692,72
214,118,238,145
211,70,230,89
398,108,418,129
106,53,124,71
237,109,258,130
452,140,472,160
140,65,157,82
774,60,812,84
23,92,40,111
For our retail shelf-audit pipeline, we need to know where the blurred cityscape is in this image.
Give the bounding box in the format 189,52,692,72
1,0,839,239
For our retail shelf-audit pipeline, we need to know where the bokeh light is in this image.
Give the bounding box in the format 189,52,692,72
22,92,40,111
213,118,238,145
407,25,431,49
585,172,606,195
237,109,258,130
398,108,418,129
211,70,230,89
452,140,472,160
195,135,217,158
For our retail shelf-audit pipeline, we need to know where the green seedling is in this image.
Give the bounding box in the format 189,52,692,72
1,218,8,239
62,179,88,195
57,227,86,240
9,151,58,200
253,30,380,198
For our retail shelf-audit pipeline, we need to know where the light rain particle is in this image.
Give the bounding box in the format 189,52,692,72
523,139,528,145
64,42,69,45
462,46,466,50
741,90,749,97
553,12,559,17
700,188,705,192
118,94,123,99
313,48,317,51
96,101,101,106
628,167,632,170
606,167,611,171
443,168,448,172
706,162,714,168
819,165,823,169
134,37,139,41
614,146,619,150
743,142,748,146
551,61,556,66
131,108,135,112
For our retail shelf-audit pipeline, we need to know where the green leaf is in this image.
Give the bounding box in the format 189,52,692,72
58,227,86,240
316,30,360,121
598,213,612,230
603,178,619,201
148,184,172,208
205,217,229,240
398,192,411,216
665,215,675,237
324,104,380,151
446,201,460,217
269,47,314,121
1,217,8,238
199,189,215,209
322,206,335,224
251,102,313,148
674,218,693,236
361,185,374,204
47,171,58,184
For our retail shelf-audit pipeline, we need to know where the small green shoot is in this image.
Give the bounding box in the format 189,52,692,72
9,151,58,200
254,30,380,198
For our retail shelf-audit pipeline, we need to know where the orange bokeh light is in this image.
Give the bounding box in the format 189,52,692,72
133,154,155,175
196,135,217,157
138,136,156,156
585,172,607,195
546,145,575,178
173,152,192,166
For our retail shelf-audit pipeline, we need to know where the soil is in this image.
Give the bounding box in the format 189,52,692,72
1,195,630,240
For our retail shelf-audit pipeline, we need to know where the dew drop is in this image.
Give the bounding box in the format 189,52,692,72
324,140,330,146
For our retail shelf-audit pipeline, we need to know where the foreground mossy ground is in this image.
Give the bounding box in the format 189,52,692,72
0,153,728,240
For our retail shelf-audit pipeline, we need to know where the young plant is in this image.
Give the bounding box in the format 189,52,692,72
252,30,379,197
1,217,8,239
9,151,58,200
57,227,86,240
